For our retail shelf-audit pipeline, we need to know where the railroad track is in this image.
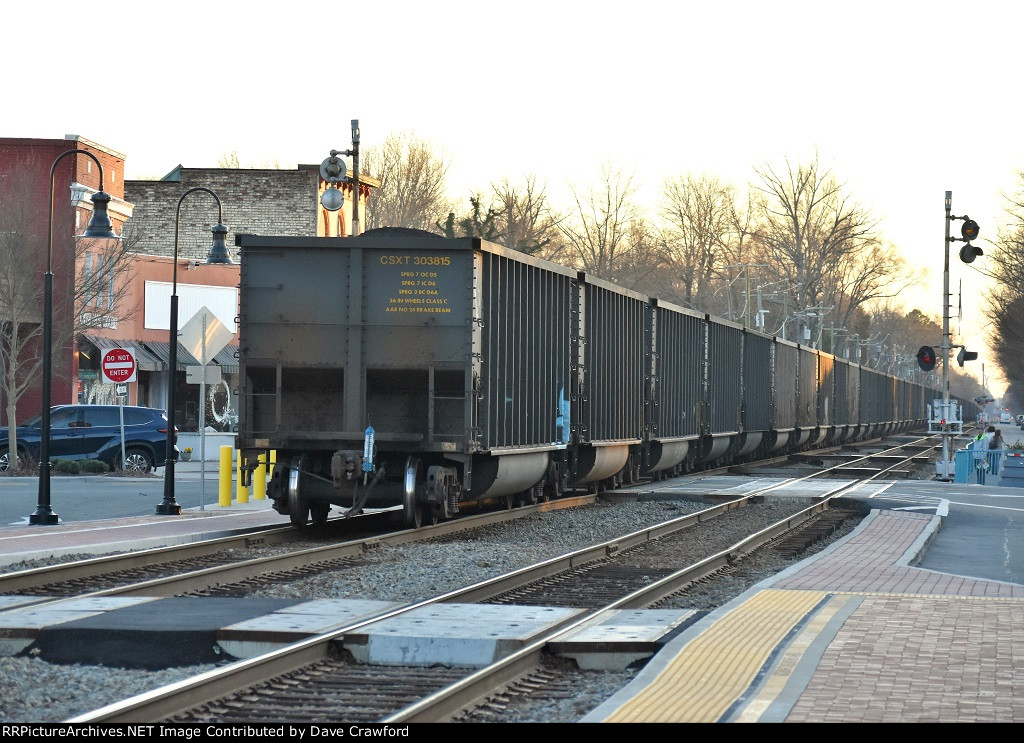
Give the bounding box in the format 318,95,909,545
67,473,884,723
0,433,937,601
7,432,940,722
0,496,594,604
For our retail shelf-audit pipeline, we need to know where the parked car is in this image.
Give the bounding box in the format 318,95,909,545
0,405,178,474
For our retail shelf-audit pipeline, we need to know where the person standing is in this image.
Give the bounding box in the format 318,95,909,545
989,428,1005,475
971,426,996,483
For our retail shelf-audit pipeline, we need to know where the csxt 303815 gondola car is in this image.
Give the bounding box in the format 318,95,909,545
234,229,939,527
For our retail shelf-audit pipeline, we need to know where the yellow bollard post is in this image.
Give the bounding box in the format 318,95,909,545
236,450,249,504
269,450,276,478
219,446,233,507
254,453,267,500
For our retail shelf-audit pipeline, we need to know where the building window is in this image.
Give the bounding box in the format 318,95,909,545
94,255,104,307
84,252,93,305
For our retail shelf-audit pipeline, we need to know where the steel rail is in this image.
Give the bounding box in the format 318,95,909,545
65,433,945,722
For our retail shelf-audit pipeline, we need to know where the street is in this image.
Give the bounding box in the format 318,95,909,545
0,466,269,526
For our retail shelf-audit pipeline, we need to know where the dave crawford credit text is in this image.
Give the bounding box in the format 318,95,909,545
1,726,411,739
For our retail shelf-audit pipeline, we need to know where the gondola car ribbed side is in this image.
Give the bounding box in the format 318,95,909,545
704,316,744,464
572,273,648,490
848,362,865,441
647,299,705,477
817,351,836,444
859,366,884,439
772,338,799,452
647,298,704,481
741,328,774,461
798,345,822,447
833,356,852,443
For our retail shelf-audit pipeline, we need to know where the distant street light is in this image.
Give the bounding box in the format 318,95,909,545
30,150,119,525
157,188,231,516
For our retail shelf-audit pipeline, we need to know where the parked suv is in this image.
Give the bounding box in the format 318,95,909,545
0,405,178,474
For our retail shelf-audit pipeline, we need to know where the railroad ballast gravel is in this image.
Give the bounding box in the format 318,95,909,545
0,495,858,723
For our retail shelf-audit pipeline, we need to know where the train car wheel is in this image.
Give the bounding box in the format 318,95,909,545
404,457,424,528
287,455,310,527
310,503,331,525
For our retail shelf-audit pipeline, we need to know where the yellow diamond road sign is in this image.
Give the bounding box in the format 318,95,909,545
178,306,234,363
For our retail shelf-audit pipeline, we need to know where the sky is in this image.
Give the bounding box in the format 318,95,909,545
5,1,1022,393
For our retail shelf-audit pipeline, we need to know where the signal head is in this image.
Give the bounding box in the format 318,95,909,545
916,345,936,372
956,347,979,367
961,219,980,241
959,243,983,263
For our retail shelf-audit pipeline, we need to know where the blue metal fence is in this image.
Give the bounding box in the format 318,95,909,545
953,443,1019,484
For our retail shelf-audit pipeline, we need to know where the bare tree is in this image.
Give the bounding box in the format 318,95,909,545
361,131,454,232
216,151,241,169
216,151,281,169
751,153,913,340
657,174,754,314
604,217,666,293
490,174,565,259
560,162,645,278
0,165,138,472
981,168,1024,400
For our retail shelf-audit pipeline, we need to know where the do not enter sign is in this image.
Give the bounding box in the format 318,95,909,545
101,347,137,384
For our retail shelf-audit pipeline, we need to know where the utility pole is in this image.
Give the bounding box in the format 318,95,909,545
935,191,981,480
942,193,952,473
724,263,768,328
319,119,361,236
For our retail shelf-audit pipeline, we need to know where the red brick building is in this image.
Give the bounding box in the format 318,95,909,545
1,135,376,433
0,135,132,425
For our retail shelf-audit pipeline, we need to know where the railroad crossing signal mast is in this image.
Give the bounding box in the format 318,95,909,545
320,119,361,236
935,191,981,480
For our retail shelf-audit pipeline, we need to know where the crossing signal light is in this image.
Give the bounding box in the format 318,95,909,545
956,347,978,367
961,219,980,241
916,345,936,371
960,243,983,263
958,218,983,263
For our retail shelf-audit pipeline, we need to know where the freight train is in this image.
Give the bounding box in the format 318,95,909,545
234,228,945,527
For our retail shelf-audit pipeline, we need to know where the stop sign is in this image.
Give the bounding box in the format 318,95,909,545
101,347,137,384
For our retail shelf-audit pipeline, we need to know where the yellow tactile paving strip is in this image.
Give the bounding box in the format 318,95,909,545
595,509,1024,723
731,592,855,722
604,589,829,723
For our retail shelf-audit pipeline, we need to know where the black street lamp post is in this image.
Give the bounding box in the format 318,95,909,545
157,187,231,516
30,150,118,525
